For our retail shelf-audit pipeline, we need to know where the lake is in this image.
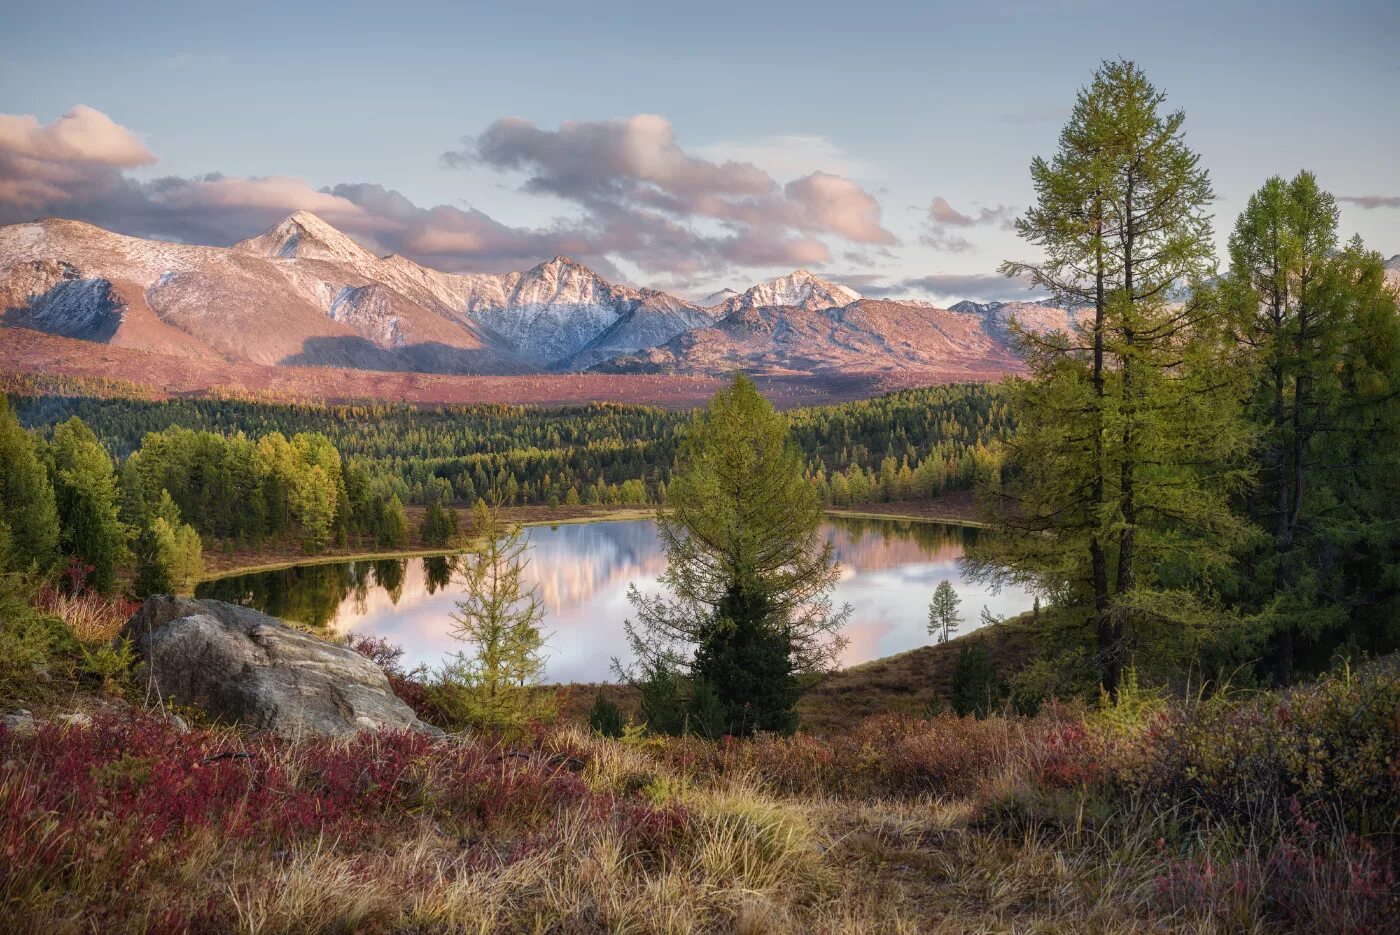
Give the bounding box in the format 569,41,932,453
196,516,1032,683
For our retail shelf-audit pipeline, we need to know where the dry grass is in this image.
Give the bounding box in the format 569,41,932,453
796,618,1037,734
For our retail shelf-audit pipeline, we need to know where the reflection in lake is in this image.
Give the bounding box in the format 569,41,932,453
196,516,1032,683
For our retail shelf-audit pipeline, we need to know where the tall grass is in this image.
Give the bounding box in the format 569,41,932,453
1,658,1394,931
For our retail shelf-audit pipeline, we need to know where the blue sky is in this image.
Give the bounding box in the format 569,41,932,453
1,0,1395,301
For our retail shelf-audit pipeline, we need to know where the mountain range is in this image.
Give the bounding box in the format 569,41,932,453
0,212,1093,387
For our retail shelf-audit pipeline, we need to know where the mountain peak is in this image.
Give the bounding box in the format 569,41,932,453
235,211,378,266
720,268,861,312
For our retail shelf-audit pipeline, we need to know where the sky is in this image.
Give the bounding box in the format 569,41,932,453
1,0,1396,303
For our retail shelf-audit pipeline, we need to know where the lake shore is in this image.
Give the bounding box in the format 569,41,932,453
197,494,981,581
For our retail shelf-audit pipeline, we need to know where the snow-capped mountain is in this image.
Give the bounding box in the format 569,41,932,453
711,269,862,315
949,299,1086,339
1,210,1105,389
0,214,714,373
598,291,1085,378
701,287,740,308
1385,255,1399,290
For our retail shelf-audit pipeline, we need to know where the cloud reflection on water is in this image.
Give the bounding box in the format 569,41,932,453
198,517,1033,683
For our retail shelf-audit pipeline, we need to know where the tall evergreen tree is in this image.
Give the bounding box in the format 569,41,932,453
46,417,128,592
1225,180,1400,679
0,395,59,572
973,60,1250,698
620,375,849,736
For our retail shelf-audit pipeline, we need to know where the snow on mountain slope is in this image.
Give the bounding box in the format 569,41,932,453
701,287,740,308
1385,255,1399,291
711,269,862,316
0,217,515,372
235,211,382,270
949,299,1086,339
0,214,718,374
561,290,717,371
594,298,1026,378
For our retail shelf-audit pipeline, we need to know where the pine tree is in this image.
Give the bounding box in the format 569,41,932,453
439,504,552,733
133,491,204,597
620,375,849,736
420,501,458,547
972,59,1250,699
928,579,962,643
0,395,60,572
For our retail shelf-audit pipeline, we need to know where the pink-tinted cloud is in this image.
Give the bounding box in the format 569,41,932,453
0,105,154,168
921,195,1015,254
0,104,896,280
452,113,897,272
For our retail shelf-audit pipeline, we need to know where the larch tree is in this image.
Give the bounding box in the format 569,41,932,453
928,580,962,644
439,502,552,733
971,59,1251,699
1225,178,1400,680
619,374,849,736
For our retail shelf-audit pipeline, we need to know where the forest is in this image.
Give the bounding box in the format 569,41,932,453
9,383,1008,557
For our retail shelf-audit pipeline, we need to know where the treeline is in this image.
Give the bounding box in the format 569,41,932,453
0,399,203,597
14,384,1011,514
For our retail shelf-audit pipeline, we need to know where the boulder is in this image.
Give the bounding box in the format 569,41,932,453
122,595,437,737
2,710,36,734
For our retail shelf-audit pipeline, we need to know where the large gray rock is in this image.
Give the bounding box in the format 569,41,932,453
122,596,437,737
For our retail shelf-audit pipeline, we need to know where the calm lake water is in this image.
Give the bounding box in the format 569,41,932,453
196,516,1032,683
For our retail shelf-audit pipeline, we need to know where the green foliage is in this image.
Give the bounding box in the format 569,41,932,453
950,643,1001,718
0,395,60,572
44,418,129,592
1223,173,1400,682
927,579,962,644
419,501,459,548
132,492,204,597
16,384,1013,514
635,661,690,737
974,59,1252,700
621,376,849,736
438,505,552,734
376,494,410,549
586,691,624,738
0,572,79,706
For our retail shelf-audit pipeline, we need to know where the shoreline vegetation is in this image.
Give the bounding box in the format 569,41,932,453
196,494,981,580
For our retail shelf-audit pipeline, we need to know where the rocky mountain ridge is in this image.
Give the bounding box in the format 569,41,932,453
2,212,1093,383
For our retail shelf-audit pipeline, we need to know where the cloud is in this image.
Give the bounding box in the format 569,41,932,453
1338,195,1400,209
450,113,896,273
848,272,1037,304
0,105,154,168
920,195,1015,254
0,104,896,280
691,134,871,179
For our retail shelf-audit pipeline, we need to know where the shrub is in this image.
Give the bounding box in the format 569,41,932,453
951,643,1001,717
588,691,624,738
